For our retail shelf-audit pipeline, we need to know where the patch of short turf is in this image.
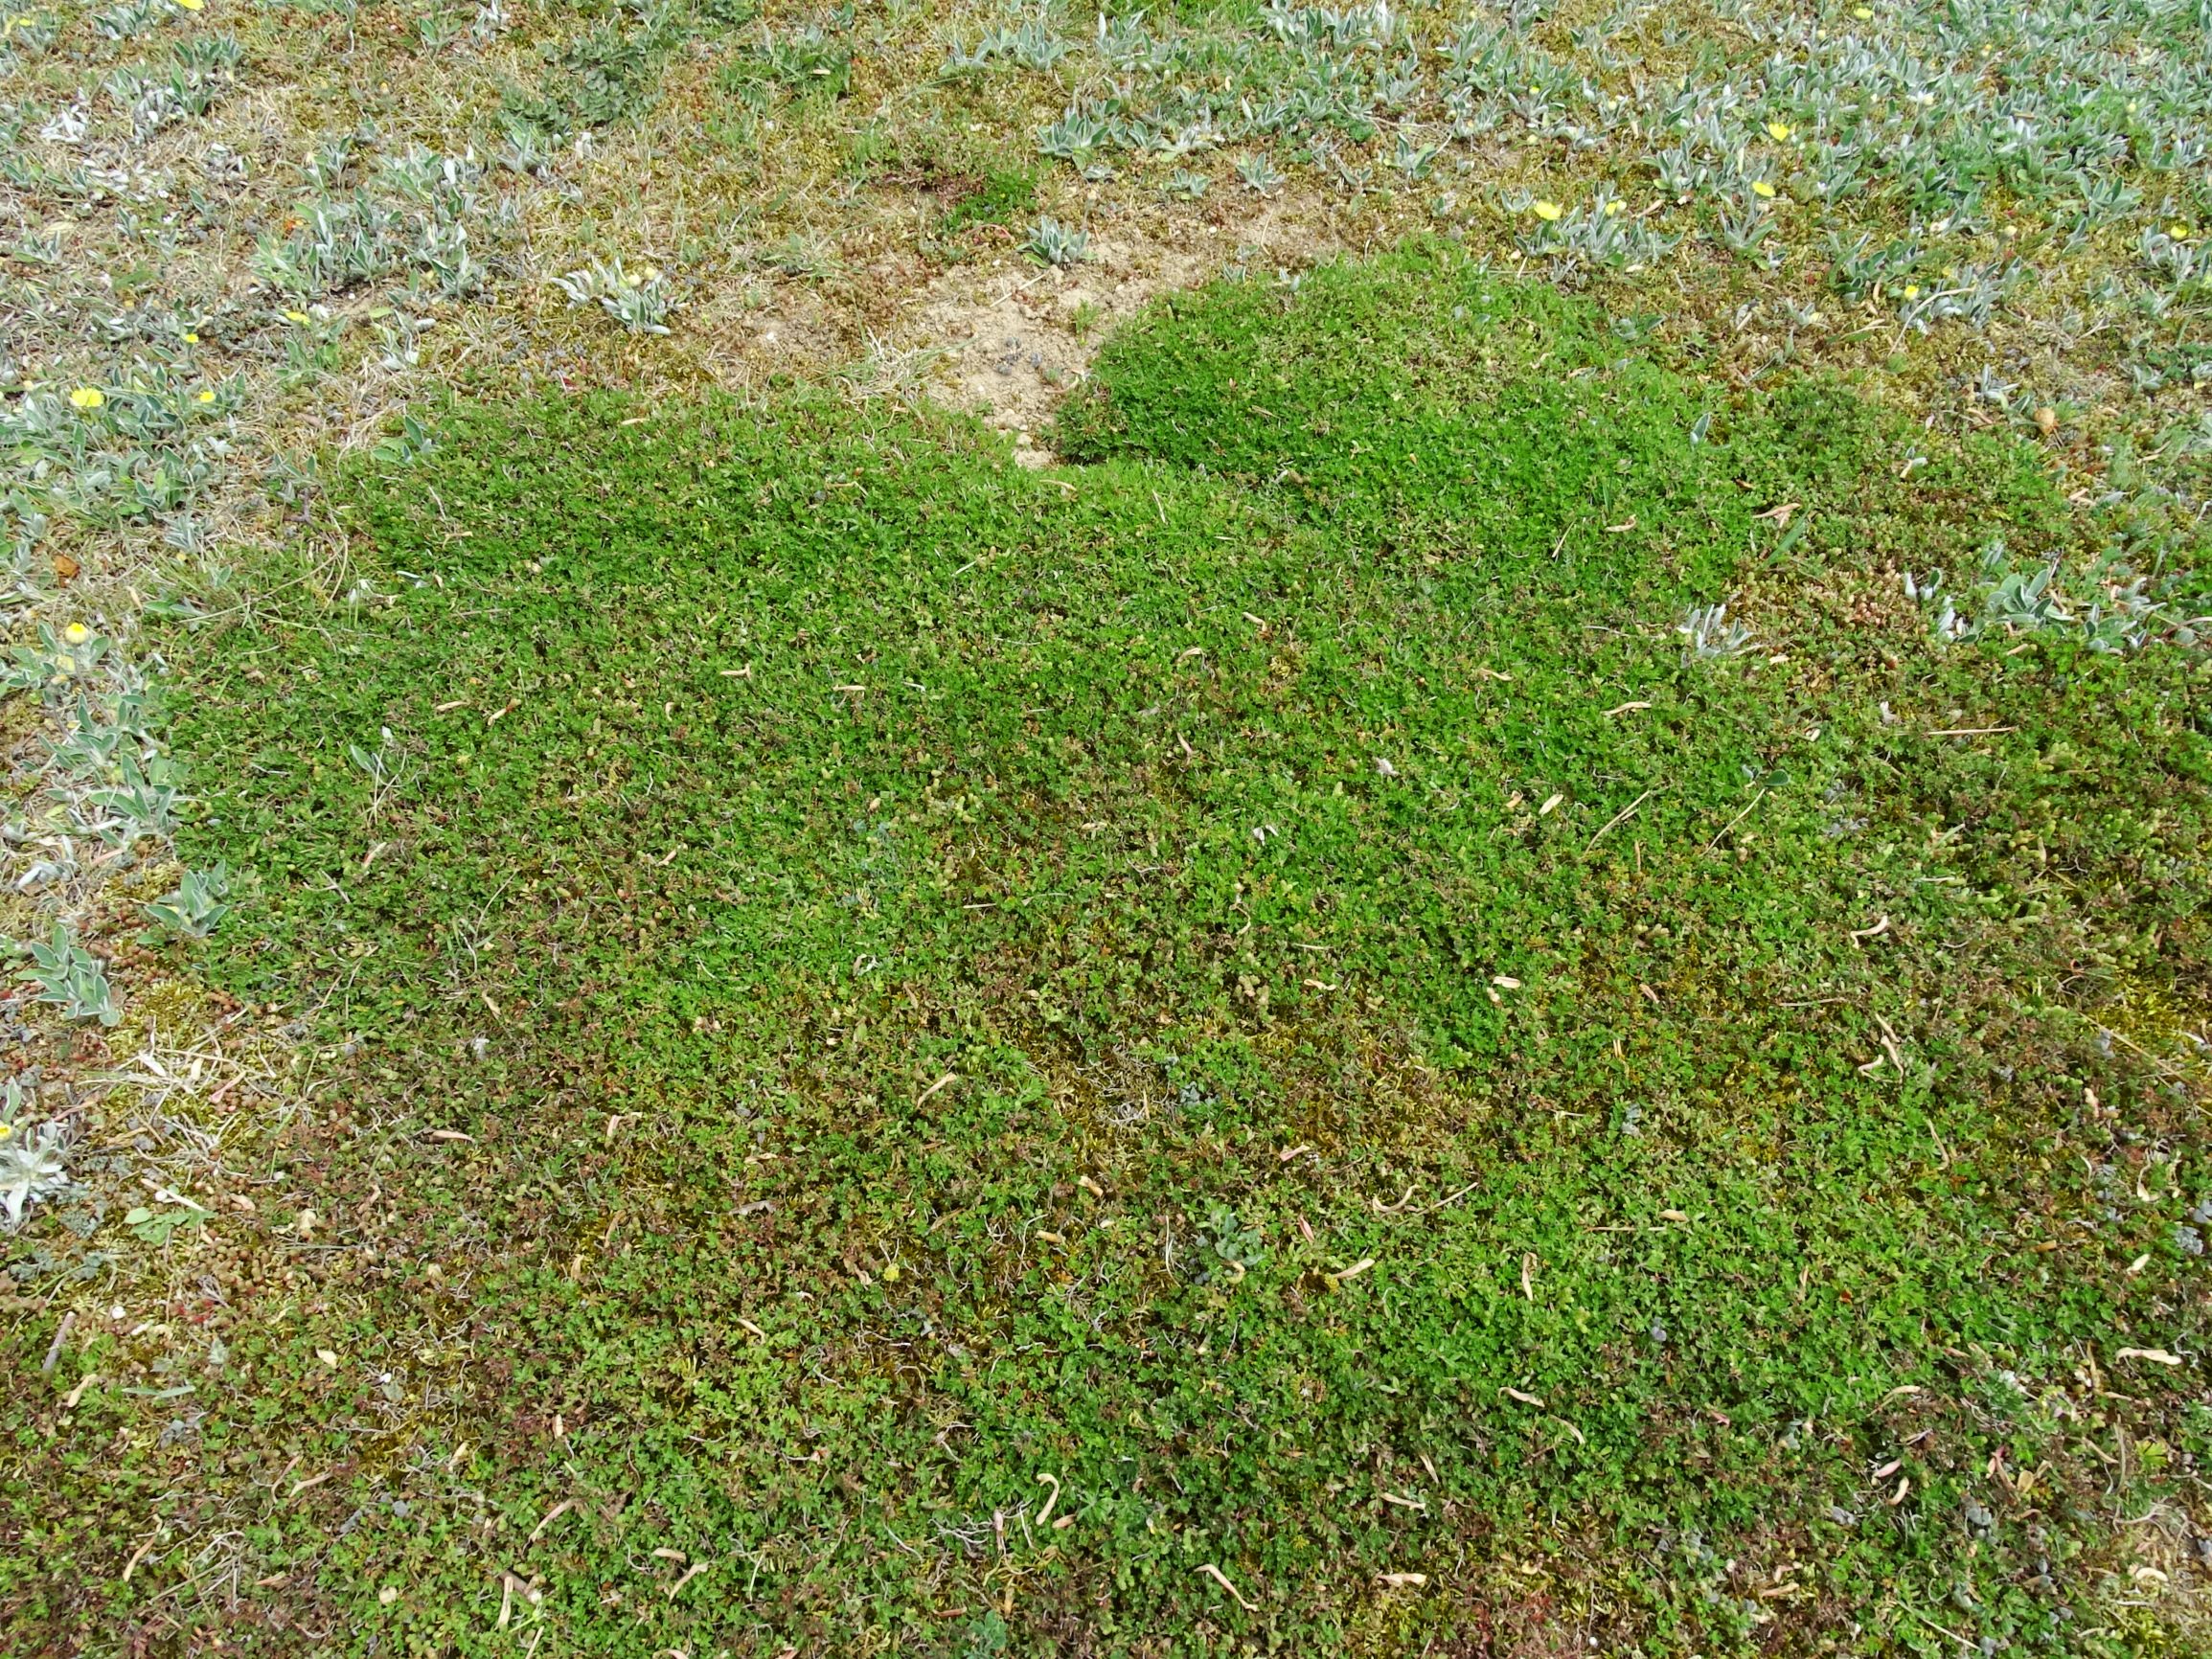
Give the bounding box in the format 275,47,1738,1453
134,249,2208,1652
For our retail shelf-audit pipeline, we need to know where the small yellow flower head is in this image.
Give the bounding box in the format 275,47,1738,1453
1751,180,1778,199
881,1261,901,1284
1852,5,1872,15
2171,223,2193,240
183,330,200,344
70,386,103,409
1605,199,1623,215
175,0,204,11
285,309,310,324
1766,122,1792,142
1903,284,1921,300
196,388,217,403
64,622,92,645
0,1122,13,1139
1532,200,1563,221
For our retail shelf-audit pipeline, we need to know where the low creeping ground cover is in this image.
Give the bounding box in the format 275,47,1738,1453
21,245,2210,1651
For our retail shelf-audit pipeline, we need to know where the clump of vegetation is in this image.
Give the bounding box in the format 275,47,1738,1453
935,164,1037,238
4,0,2212,1642
62,250,2194,1650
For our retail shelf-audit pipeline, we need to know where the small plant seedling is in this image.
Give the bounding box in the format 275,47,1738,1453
0,1120,72,1228
1677,602,1759,658
143,863,231,943
122,1202,207,1244
1235,152,1286,194
16,920,120,1026
1023,216,1088,266
551,257,675,334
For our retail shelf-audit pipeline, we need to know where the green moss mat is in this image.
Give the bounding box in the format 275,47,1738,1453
31,246,2209,1652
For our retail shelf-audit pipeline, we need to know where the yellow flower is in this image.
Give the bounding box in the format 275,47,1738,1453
63,623,91,646
1751,180,1777,199
1605,199,1623,215
1766,122,1792,142
285,309,310,324
1903,284,1921,300
196,388,217,403
1852,4,1871,14
0,1123,13,1139
1532,200,1562,221
2171,223,2193,240
69,386,103,409
175,0,203,10
881,1261,901,1284
183,330,199,344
